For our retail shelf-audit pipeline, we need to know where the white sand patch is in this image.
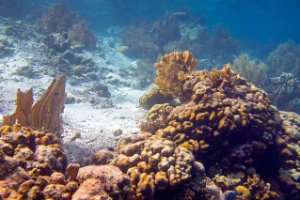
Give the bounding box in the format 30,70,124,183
0,19,149,164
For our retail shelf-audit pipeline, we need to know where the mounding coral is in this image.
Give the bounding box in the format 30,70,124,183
1,51,300,199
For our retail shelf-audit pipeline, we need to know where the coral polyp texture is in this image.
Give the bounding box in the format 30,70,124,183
1,52,300,199
154,51,197,98
0,124,69,199
111,134,195,199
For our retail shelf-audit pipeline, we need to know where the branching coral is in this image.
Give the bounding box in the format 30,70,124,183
232,53,267,86
37,1,76,34
267,40,300,78
68,20,97,49
154,51,197,98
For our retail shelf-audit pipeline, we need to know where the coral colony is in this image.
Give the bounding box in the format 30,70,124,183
1,51,300,199
1,1,300,200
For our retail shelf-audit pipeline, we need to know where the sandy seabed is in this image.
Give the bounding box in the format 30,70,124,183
0,19,146,164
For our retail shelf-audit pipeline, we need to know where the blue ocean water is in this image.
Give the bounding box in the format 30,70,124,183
64,0,300,43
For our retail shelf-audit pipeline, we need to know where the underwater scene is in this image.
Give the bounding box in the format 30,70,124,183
0,0,300,199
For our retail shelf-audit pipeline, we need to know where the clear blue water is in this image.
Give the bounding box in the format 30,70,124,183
63,0,300,43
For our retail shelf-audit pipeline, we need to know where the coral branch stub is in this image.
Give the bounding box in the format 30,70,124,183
3,74,67,133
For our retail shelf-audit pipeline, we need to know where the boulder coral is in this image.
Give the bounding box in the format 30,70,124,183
0,124,70,199
111,134,196,199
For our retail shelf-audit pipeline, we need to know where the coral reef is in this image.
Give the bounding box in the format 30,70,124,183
154,51,197,98
1,50,300,199
263,72,300,113
37,1,77,34
111,134,196,199
136,51,300,199
3,75,66,133
0,124,69,199
139,84,173,109
68,20,97,50
267,40,300,78
73,165,130,200
232,53,267,86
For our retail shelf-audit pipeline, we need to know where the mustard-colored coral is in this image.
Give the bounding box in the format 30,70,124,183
111,134,194,199
155,51,197,98
236,185,250,199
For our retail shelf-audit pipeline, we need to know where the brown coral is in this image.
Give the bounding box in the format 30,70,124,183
73,165,130,200
0,124,69,199
154,51,197,98
37,1,77,34
140,103,174,133
111,134,195,199
154,64,281,160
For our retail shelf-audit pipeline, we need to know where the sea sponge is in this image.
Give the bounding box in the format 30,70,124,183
154,51,197,99
111,134,195,199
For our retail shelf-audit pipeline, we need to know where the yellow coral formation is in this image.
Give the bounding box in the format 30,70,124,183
154,51,197,98
140,103,174,133
0,124,70,199
236,185,250,199
111,134,194,199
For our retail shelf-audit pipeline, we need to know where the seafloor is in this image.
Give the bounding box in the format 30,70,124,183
1,2,300,200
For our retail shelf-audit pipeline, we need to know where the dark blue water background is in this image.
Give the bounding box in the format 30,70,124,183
62,0,300,44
